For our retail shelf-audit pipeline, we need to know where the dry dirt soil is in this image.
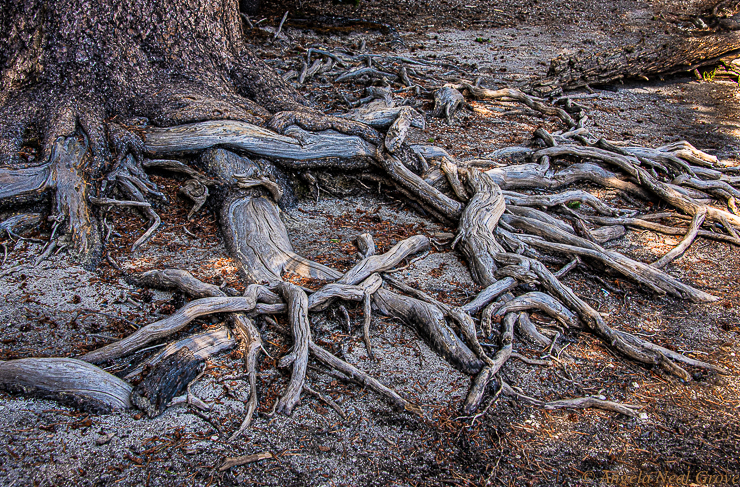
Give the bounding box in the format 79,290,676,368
1,1,740,486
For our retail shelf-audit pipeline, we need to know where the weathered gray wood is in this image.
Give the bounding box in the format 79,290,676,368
494,292,579,328
488,312,516,374
373,288,484,375
652,208,706,269
457,83,578,127
234,174,283,202
81,295,259,363
132,269,226,299
481,292,514,336
494,253,694,379
228,314,263,441
338,235,429,285
506,205,575,235
462,312,516,414
127,268,266,436
0,164,50,200
504,189,618,215
486,161,650,200
307,340,419,413
454,169,506,286
502,382,640,417
340,106,424,130
362,288,375,360
275,282,310,415
308,273,382,313
503,213,718,303
463,366,496,415
221,192,341,285
124,327,235,380
385,106,418,153
142,158,216,183
516,312,553,348
0,358,132,413
198,148,342,285
535,145,740,229
440,158,469,201
448,308,493,367
307,283,365,312
335,66,397,83
460,277,518,315
0,213,43,238
50,136,101,264
432,87,465,123
144,121,377,160
376,152,463,221
113,163,162,251
590,225,627,244
355,233,376,258
615,330,729,375
179,179,209,219
539,30,740,93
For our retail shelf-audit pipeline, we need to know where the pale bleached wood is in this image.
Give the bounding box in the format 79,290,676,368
338,235,429,285
228,314,263,441
0,358,132,412
652,208,706,269
454,169,506,287
494,292,579,328
373,288,484,375
81,296,259,363
340,106,424,130
275,282,310,415
503,213,718,303
144,121,377,160
221,193,341,285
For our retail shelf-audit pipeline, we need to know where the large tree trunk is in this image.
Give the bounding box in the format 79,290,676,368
0,0,374,265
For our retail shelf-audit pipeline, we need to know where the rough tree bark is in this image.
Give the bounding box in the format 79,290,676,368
0,0,734,437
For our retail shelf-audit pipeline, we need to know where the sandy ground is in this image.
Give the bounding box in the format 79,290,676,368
1,1,740,486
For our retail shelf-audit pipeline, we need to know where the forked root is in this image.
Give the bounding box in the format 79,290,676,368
275,282,311,415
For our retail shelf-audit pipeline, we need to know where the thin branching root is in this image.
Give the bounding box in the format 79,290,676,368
0,4,737,439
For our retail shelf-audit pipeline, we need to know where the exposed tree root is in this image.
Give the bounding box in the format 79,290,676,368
0,7,735,434
275,282,310,415
502,382,641,417
0,358,132,413
229,315,263,442
80,295,261,363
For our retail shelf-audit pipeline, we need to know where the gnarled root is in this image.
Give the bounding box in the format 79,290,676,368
275,282,310,415
80,295,260,363
228,315,263,441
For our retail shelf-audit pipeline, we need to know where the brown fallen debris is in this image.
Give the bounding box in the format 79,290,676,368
218,451,275,471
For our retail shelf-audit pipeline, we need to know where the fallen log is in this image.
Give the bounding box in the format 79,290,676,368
537,30,740,93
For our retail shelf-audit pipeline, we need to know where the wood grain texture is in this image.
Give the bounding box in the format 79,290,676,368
144,121,376,160
0,358,132,413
